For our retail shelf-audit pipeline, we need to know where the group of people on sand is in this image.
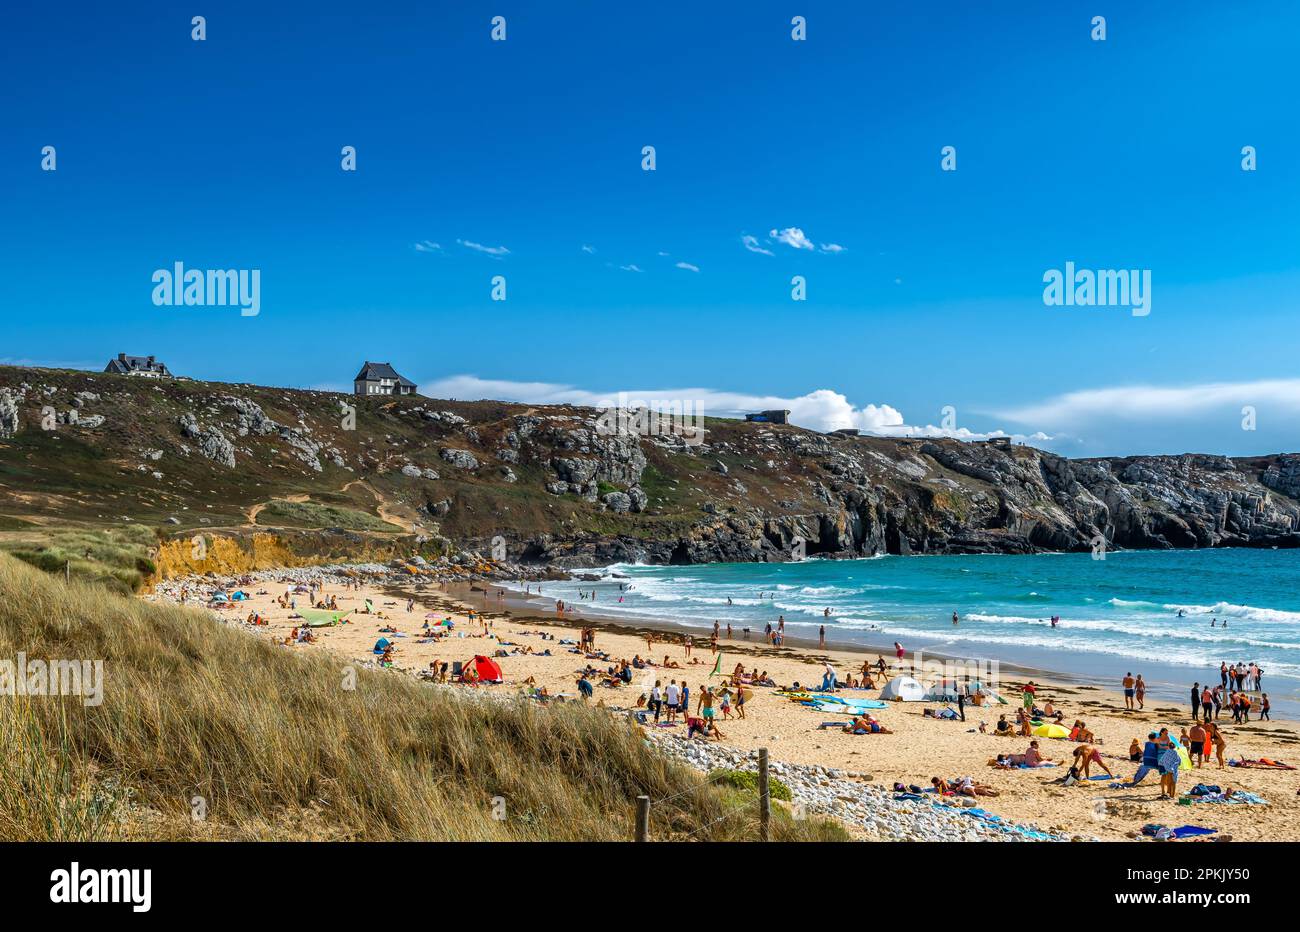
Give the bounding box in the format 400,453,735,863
1192,681,1269,723
642,679,745,728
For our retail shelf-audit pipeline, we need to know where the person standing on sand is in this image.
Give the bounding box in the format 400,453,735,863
1205,721,1227,769
1135,674,1146,710
1201,685,1214,723
1220,661,1229,688
819,624,825,648
1188,720,1206,767
697,685,715,723
1190,682,1200,720
650,680,663,723
1260,693,1271,721
1212,684,1224,719
894,642,905,668
1122,672,1135,710
666,680,681,724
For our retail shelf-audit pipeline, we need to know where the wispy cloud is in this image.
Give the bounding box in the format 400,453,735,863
413,241,441,253
457,238,510,257
675,261,700,273
420,374,1040,442
741,234,773,256
770,227,815,250
996,379,1300,428
819,243,845,254
581,244,596,254
619,264,644,273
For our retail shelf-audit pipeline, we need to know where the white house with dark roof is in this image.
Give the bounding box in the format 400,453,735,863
353,361,418,396
104,353,171,378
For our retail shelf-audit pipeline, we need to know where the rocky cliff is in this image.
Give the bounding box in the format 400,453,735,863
2,366,1297,567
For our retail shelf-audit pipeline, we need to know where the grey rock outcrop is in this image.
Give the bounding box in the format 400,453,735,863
440,448,479,470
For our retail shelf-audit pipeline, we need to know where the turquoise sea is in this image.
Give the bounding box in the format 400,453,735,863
526,549,1300,716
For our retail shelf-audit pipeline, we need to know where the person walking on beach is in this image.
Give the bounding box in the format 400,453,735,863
1135,674,1146,710
1220,661,1229,689
894,642,905,669
819,624,825,648
650,680,663,723
1122,672,1135,710
1212,684,1224,720
1260,693,1271,720
1201,685,1214,723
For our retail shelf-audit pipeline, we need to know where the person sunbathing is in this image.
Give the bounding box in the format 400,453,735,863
662,655,681,669
1012,741,1056,768
954,776,999,797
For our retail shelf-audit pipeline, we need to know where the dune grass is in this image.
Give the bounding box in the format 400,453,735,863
0,524,157,594
0,554,846,841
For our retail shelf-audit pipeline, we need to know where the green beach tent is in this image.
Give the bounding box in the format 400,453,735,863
298,608,352,628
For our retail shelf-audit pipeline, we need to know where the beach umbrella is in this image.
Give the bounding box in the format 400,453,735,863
1032,723,1070,739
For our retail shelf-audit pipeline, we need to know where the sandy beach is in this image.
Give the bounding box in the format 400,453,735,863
150,570,1300,842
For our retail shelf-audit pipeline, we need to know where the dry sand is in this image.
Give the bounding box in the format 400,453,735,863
158,574,1300,841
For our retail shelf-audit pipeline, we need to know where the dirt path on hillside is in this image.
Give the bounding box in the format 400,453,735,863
342,480,417,532
244,493,309,527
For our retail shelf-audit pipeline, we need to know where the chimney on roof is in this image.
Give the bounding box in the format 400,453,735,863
118,352,126,362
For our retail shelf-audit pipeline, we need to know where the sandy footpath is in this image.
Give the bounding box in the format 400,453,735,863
153,573,1300,841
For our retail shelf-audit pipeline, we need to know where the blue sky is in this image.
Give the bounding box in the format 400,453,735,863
3,1,1298,456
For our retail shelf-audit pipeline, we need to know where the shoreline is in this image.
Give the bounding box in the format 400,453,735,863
476,577,1297,723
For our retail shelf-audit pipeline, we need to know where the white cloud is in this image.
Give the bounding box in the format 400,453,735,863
769,227,815,250
657,251,671,257
413,241,441,253
997,378,1300,430
741,234,774,256
675,261,700,273
819,243,845,254
619,264,644,273
419,375,1041,442
457,238,510,257
581,244,596,254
